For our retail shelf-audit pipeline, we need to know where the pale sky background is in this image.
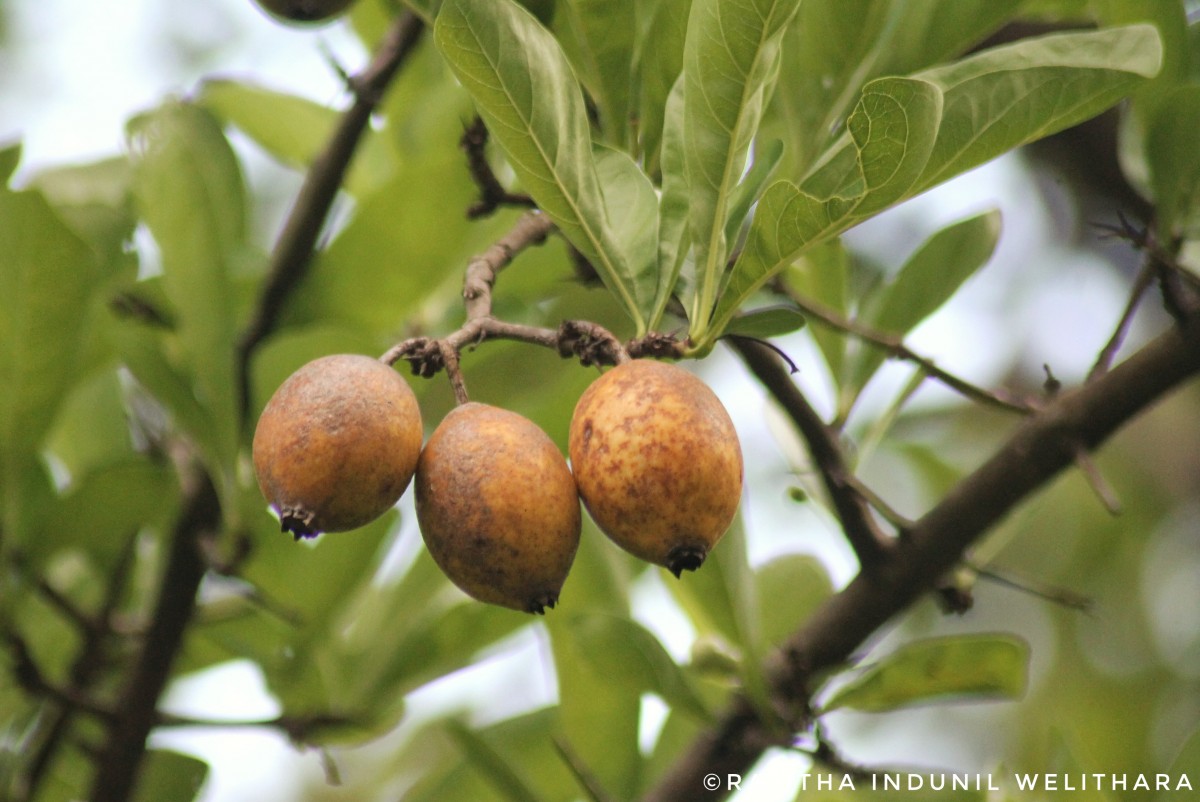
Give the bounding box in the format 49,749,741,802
1,2,1148,800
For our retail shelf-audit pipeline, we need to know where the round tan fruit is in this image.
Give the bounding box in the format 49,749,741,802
416,403,580,614
568,360,743,576
253,354,423,538
252,0,356,24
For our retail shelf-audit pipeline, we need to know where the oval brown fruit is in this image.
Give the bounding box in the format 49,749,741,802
416,403,581,614
253,354,423,538
568,360,743,576
252,0,356,24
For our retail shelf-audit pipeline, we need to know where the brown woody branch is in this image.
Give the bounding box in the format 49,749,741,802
644,311,1200,801
381,211,675,388
728,337,894,567
461,116,536,219
89,456,219,802
237,10,425,416
16,533,139,802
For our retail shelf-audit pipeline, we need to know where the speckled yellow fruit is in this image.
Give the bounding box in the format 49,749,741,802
568,360,743,576
253,354,423,538
252,0,356,24
416,403,580,614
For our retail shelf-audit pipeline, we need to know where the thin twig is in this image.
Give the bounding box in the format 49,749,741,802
20,531,140,801
1088,260,1155,381
729,337,894,568
89,455,220,802
380,212,639,377
462,210,555,321
155,712,357,743
3,632,115,722
1072,446,1122,515
771,282,1035,415
967,561,1093,613
1095,214,1200,322
237,10,425,417
461,116,536,219
553,736,618,802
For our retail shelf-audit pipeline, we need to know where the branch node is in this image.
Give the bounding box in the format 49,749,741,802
557,320,629,366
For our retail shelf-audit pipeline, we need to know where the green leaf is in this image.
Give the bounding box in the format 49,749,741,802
767,0,1020,179
1163,726,1200,801
755,553,833,647
682,0,803,341
36,459,178,571
547,610,643,800
821,634,1031,713
631,0,692,174
43,369,133,482
0,187,102,544
707,77,943,348
846,209,1001,395
26,156,135,258
785,239,851,386
313,549,527,738
199,78,394,196
1147,86,1200,238
664,516,769,710
446,720,549,802
282,164,488,339
404,710,580,802
133,750,208,802
0,140,20,183
435,0,649,332
568,614,711,720
128,101,247,476
651,76,690,328
722,304,806,340
553,1,637,147
723,139,784,257
594,146,658,310
912,24,1163,194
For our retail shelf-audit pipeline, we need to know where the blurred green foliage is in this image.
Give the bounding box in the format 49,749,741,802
1,1,1199,801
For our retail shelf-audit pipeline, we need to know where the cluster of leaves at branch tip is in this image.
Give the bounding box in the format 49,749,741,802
251,0,357,25
253,354,743,612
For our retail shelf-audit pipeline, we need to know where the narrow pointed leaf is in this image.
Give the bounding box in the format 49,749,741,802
1147,86,1200,238
435,0,649,331
822,634,1031,713
683,0,803,339
553,1,637,147
722,304,806,339
651,76,690,328
631,0,693,173
446,720,549,802
0,190,101,465
595,146,658,309
846,209,1001,394
547,612,643,800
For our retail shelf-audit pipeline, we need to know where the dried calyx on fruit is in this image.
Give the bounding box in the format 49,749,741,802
569,360,743,576
252,0,357,24
416,403,581,614
253,354,423,539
